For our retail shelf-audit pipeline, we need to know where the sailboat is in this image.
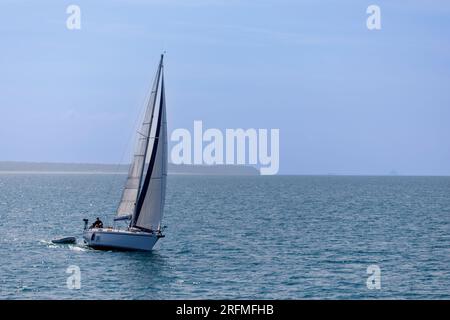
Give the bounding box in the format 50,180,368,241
83,54,168,251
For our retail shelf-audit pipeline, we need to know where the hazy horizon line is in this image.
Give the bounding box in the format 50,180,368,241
0,161,449,177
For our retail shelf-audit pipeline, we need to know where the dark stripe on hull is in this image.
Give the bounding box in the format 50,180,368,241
87,244,156,252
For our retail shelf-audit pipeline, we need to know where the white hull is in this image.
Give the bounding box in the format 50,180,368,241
83,228,163,251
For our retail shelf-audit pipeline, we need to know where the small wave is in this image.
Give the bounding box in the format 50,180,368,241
40,239,89,252
18,286,33,292
69,245,87,252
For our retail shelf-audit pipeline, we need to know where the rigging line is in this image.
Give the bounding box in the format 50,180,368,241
136,131,150,138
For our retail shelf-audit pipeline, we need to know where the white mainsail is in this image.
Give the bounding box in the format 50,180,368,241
115,56,164,221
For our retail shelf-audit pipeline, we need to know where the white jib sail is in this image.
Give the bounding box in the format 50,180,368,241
115,58,163,220
134,71,167,231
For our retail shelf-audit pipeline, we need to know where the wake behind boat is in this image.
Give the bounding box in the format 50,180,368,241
83,54,168,252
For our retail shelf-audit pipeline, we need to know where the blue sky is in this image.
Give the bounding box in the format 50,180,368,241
1,0,450,175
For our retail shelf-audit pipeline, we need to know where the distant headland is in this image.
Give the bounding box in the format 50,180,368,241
0,161,260,176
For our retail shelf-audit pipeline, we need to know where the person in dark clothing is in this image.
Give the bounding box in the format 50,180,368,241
91,217,103,229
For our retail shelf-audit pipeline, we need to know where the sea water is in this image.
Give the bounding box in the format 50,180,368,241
0,174,449,299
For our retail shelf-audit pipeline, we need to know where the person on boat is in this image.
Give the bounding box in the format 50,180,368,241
91,217,103,229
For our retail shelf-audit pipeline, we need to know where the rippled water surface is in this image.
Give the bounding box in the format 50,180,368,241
0,174,449,299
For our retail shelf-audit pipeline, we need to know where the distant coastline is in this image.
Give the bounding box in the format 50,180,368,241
0,161,260,176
